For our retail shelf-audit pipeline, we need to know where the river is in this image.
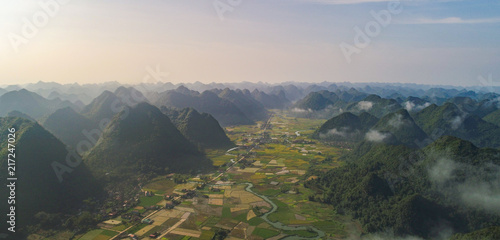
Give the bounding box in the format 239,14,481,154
243,183,326,240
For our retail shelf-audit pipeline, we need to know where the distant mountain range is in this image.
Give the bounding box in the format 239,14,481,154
2,81,500,238
0,89,79,119
3,81,499,115
153,86,267,126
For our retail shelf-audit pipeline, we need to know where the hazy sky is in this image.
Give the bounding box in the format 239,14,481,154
1,0,499,86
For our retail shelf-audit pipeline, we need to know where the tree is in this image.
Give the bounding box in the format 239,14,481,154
201,175,211,184
35,212,60,229
74,211,99,231
173,174,187,183
280,184,291,193
212,228,229,240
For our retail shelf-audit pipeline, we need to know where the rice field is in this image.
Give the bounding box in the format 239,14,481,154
78,111,350,240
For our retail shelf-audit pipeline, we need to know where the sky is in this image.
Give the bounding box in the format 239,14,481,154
0,0,499,86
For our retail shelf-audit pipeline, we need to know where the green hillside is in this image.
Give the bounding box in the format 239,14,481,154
42,107,97,150
294,92,335,111
0,89,78,119
306,136,500,238
0,117,100,235
313,112,378,142
155,88,254,126
84,102,211,179
414,103,500,148
218,88,268,121
81,90,122,123
483,109,500,127
162,107,234,149
345,95,402,118
372,109,428,148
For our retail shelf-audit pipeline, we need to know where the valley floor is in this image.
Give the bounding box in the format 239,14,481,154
51,111,361,240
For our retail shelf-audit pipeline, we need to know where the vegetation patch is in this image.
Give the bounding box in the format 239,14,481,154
252,228,280,238
138,195,164,207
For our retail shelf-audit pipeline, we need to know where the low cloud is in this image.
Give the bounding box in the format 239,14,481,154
291,108,312,113
352,225,453,240
365,130,389,142
449,115,464,130
319,127,360,139
388,113,407,129
357,232,424,240
428,158,500,215
428,158,457,185
357,101,373,111
404,101,431,112
320,128,347,138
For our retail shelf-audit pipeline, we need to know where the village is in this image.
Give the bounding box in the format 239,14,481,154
77,111,351,240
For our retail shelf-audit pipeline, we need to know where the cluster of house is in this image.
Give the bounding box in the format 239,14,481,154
163,189,197,209
121,210,142,222
96,187,143,221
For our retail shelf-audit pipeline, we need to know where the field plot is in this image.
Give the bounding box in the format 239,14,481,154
149,210,173,226
170,228,202,237
208,198,224,205
78,229,118,240
138,195,163,207
207,149,236,167
143,178,176,194
174,182,198,191
221,112,352,238
135,224,155,236
77,112,351,240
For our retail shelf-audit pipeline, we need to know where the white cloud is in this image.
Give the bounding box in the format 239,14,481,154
320,128,347,138
428,158,500,215
398,17,500,25
460,182,500,214
365,130,389,142
428,158,457,185
357,101,373,111
388,113,406,129
450,115,464,130
404,101,431,112
291,108,312,113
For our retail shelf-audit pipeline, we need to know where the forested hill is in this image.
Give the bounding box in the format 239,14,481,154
0,117,100,236
306,136,500,238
